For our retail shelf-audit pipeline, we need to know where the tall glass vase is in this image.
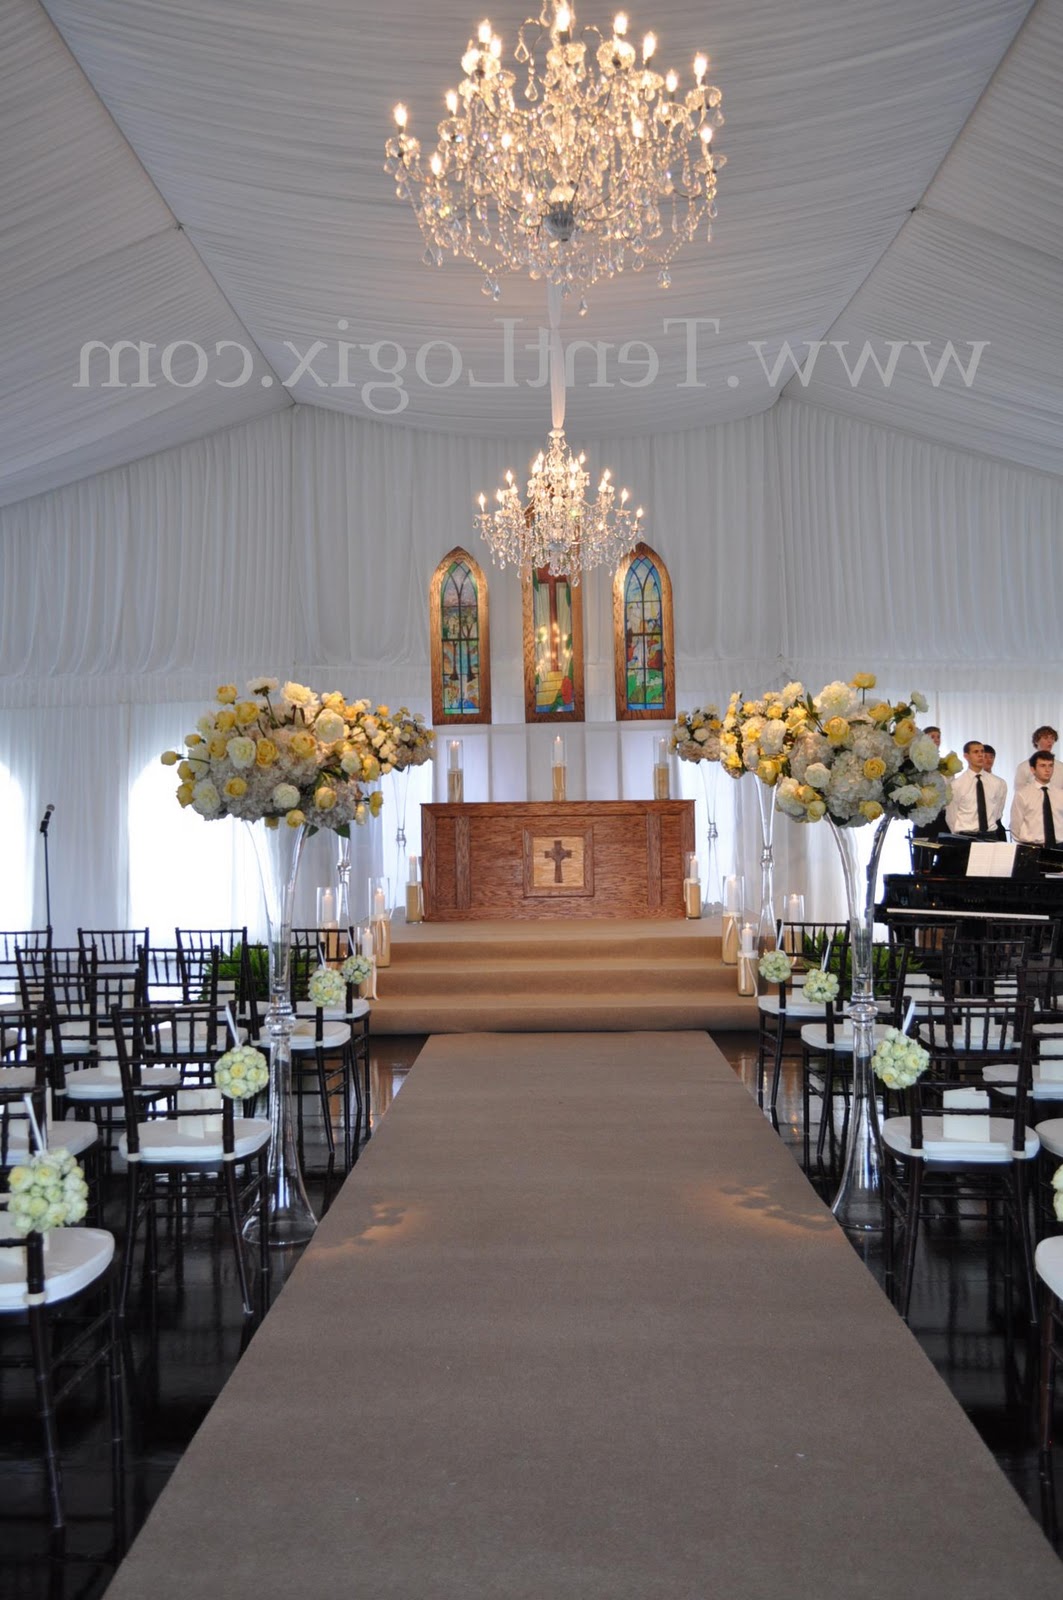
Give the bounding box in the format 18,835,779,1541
754,779,777,950
699,760,724,913
827,814,892,1233
244,820,318,1247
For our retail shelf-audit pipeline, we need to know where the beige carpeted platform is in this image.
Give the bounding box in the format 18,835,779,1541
105,1033,1061,1599
371,916,758,1033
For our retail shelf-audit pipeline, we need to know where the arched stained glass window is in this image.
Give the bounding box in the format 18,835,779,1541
430,548,491,724
521,565,585,722
612,542,675,721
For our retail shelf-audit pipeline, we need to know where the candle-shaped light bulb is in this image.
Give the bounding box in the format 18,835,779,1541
478,19,493,45
694,53,708,82
501,131,513,149
393,103,408,129
700,124,713,144
556,6,572,37
665,69,678,94
642,31,656,62
445,89,459,114
620,487,630,504
631,115,644,138
490,35,501,58
478,492,486,510
614,13,628,36
430,153,443,177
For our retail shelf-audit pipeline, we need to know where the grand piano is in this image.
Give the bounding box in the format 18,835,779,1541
880,834,1063,949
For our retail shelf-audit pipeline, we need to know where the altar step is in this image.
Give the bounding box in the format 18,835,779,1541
369,917,757,1034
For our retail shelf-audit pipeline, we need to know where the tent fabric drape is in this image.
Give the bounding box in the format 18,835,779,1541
1,399,1060,933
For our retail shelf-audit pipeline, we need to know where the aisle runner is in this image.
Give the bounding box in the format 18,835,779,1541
106,1033,1060,1600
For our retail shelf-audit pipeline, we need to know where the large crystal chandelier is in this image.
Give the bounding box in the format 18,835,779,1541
475,425,642,584
474,284,642,583
384,3,724,299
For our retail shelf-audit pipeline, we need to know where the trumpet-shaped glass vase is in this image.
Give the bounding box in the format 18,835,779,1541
828,814,893,1233
244,820,318,1247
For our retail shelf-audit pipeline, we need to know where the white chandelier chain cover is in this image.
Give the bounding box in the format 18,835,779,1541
384,1,724,299
475,283,644,582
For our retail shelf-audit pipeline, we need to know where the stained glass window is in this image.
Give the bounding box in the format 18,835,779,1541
624,555,665,710
430,548,491,725
612,543,674,721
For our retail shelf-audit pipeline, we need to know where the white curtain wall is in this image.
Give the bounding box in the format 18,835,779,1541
2,398,1061,940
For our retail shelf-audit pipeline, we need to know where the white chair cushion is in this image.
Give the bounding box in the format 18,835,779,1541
294,999,370,1022
1035,1235,1063,1300
2,1119,99,1161
0,1066,38,1090
1034,1117,1063,1158
119,1116,270,1163
799,1022,895,1054
881,1114,1039,1162
0,1226,115,1309
255,1020,350,1052
982,1063,1063,1101
757,995,828,1022
62,1064,182,1100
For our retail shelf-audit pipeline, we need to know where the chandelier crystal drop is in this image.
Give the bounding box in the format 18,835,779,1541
385,3,724,297
475,427,643,585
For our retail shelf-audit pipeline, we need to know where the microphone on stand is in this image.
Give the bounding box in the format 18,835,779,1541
39,804,54,933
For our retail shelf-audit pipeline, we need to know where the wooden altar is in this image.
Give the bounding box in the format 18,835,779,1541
421,800,695,921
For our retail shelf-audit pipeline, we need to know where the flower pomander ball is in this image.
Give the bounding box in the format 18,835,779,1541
758,950,793,986
872,1030,930,1090
802,967,840,1005
308,966,346,1009
1052,1165,1063,1224
214,1044,269,1101
7,1149,89,1235
341,953,373,987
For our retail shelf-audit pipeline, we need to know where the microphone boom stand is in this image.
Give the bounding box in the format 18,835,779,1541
39,805,54,936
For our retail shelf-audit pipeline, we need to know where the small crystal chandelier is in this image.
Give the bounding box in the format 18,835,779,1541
385,3,724,299
476,426,642,584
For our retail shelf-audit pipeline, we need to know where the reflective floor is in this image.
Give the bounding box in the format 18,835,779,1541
2,1032,1061,1597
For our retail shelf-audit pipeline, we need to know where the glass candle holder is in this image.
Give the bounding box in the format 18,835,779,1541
552,735,566,802
721,913,740,966
405,854,424,924
684,852,701,919
653,736,671,801
447,740,464,804
368,876,392,969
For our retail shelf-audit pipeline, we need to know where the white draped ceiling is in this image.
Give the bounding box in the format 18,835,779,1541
1,0,1062,935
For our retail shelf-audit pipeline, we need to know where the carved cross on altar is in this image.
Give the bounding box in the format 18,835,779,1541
544,838,573,883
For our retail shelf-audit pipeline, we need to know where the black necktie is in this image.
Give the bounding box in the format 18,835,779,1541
975,774,989,833
1043,786,1056,848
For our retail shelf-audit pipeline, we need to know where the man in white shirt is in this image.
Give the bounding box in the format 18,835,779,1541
1013,725,1063,794
945,740,1008,838
1010,752,1063,846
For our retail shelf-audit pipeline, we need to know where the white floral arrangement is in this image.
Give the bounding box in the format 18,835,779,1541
341,953,373,987
871,1029,930,1090
1053,1165,1063,1224
6,1148,89,1236
671,706,722,763
758,950,793,985
214,1044,270,1101
388,707,436,770
308,966,347,1009
802,967,840,1004
725,674,960,829
162,679,393,833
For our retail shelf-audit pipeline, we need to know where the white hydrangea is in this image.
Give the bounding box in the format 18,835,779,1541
815,681,857,720
308,966,346,1008
758,950,794,985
